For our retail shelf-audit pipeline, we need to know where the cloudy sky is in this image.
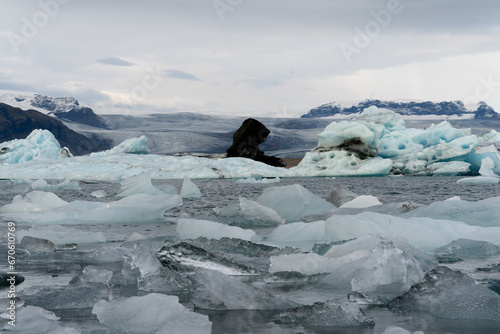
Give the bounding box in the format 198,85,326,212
1,0,499,117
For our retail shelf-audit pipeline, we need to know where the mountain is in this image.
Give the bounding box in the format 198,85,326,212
301,99,499,119
30,94,108,128
0,103,110,155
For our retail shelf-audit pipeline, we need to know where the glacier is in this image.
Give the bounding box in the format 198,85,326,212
2,106,500,180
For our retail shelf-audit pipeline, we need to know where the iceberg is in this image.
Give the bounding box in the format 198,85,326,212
339,195,382,209
256,184,335,222
90,135,149,156
92,293,212,334
1,305,79,333
457,157,500,184
0,191,183,224
0,129,65,164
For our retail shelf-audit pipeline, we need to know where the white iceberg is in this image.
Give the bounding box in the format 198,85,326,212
339,195,382,209
30,178,80,191
0,129,64,164
457,157,500,184
215,197,285,227
116,171,166,197
90,135,149,156
92,293,211,334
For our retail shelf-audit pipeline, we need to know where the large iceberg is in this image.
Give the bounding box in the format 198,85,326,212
0,129,69,164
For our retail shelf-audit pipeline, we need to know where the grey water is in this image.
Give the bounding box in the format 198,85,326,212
1,177,500,333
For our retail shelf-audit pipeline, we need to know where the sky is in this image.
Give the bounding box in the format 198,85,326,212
0,0,499,117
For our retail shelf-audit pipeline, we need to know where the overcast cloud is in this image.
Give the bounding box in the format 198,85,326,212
0,0,499,116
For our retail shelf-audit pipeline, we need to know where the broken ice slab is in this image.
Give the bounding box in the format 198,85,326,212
79,265,113,285
176,218,257,241
30,178,80,191
256,184,335,222
434,238,500,263
19,283,110,310
19,236,55,253
158,240,257,275
1,305,80,333
0,190,183,224
192,269,297,311
389,266,500,321
92,293,212,334
17,225,105,245
215,197,285,227
276,297,374,328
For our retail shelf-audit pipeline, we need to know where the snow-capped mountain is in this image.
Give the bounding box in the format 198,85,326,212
301,99,499,119
0,91,107,128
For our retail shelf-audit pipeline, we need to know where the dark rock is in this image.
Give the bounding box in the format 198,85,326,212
0,272,25,287
226,118,286,167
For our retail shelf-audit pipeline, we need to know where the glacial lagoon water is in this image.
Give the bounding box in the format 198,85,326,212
1,176,500,333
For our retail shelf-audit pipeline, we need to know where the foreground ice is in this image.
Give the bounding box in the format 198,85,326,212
389,266,500,321
0,191,182,224
276,297,374,327
256,184,335,222
270,235,436,300
1,305,79,333
92,293,212,334
193,269,296,310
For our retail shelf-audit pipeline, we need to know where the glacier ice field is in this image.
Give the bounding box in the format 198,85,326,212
0,107,500,333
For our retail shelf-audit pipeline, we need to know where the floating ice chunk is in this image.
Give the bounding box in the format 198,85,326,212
445,196,461,201
327,184,358,207
321,236,437,299
126,232,147,242
434,239,500,261
90,135,149,156
1,305,80,333
411,121,471,147
92,293,211,334
405,196,500,227
0,129,62,164
340,195,382,209
389,266,500,321
325,212,500,250
257,184,335,222
276,297,374,328
317,121,377,150
427,161,470,176
19,236,55,253
116,171,165,197
1,191,182,224
17,225,105,244
234,177,281,183
457,157,499,183
31,178,80,191
180,176,202,198
216,197,285,227
177,218,256,241
192,269,295,310
267,220,327,250
457,176,500,184
0,190,67,213
269,252,334,275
